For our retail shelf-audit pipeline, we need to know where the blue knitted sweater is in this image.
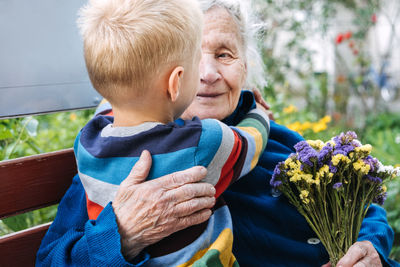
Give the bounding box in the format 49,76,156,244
36,91,398,266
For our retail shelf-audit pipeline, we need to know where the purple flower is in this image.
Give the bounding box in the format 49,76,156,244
294,141,310,153
363,156,379,172
271,180,282,188
351,140,361,147
346,131,358,140
340,144,355,154
329,162,338,173
333,182,343,190
373,192,387,205
364,174,382,183
333,131,358,146
271,162,284,188
318,143,333,166
294,141,318,168
333,149,348,156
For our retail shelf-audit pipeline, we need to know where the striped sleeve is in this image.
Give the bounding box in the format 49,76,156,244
196,109,269,197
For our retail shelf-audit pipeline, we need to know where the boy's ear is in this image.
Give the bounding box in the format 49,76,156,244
167,66,184,102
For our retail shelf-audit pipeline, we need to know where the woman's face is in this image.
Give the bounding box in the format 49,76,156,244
181,7,247,120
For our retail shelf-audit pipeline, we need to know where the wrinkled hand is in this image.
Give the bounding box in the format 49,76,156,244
112,150,216,261
252,88,274,120
321,241,382,267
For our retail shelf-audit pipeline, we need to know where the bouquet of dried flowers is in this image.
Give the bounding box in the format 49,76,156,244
271,131,399,266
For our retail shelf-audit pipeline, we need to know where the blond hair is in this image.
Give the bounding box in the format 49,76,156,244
78,0,203,104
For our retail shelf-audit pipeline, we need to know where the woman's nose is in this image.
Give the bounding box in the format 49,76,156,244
200,56,221,85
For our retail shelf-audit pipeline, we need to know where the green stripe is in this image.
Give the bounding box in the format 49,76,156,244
237,115,269,150
192,249,239,267
243,112,269,132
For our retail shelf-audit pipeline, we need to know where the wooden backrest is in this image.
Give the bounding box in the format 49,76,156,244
0,148,77,266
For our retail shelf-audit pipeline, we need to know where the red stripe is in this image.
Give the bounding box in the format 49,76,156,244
214,131,242,198
86,194,104,220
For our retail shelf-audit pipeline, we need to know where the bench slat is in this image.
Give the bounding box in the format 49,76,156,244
0,223,51,266
0,149,76,219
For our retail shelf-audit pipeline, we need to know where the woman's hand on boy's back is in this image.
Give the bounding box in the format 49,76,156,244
112,150,216,260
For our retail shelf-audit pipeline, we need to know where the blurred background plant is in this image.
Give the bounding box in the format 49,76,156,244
256,0,399,260
0,110,94,236
1,0,399,262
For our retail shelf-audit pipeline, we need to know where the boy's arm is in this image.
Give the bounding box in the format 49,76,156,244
196,107,269,197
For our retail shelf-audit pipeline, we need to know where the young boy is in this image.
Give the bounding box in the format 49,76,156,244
75,0,269,265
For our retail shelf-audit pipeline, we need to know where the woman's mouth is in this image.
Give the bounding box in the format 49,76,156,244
196,93,224,98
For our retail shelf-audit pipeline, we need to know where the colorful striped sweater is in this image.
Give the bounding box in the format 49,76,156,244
74,108,269,266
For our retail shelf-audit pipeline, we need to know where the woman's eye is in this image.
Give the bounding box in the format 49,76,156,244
218,53,231,58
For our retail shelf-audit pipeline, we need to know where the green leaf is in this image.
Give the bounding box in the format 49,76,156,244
0,125,12,140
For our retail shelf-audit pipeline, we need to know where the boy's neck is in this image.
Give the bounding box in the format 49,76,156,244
112,102,175,127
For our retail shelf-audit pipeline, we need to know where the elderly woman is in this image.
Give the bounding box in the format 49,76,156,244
37,0,396,266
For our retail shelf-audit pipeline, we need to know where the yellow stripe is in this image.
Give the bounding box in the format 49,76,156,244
177,228,236,267
236,126,263,169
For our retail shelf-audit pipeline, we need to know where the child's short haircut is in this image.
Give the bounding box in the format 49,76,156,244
78,0,203,104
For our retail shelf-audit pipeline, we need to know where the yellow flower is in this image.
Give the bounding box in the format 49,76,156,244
283,105,298,114
320,115,332,124
332,154,351,166
290,175,301,182
69,113,77,121
302,174,314,184
355,144,372,154
382,185,387,193
302,121,313,131
312,122,327,133
353,159,371,175
307,140,324,150
287,121,303,134
318,165,330,177
285,157,293,165
300,190,310,204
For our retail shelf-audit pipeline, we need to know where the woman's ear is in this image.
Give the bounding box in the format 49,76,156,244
167,66,184,102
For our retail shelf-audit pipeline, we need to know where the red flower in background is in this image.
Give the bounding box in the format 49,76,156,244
353,49,359,55
344,31,352,40
371,14,377,24
336,34,344,44
349,40,355,48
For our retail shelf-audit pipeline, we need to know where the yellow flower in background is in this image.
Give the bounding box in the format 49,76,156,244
283,105,298,114
286,115,331,135
312,122,327,133
70,113,77,121
320,115,331,124
287,121,303,134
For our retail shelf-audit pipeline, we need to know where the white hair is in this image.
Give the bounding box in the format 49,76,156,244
197,0,267,89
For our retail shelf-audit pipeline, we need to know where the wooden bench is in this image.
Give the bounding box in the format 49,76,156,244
0,148,77,266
